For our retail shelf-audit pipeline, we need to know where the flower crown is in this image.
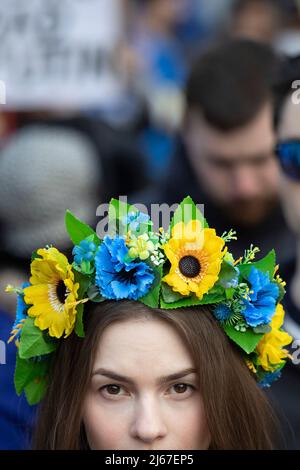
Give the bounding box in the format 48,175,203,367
6,196,292,404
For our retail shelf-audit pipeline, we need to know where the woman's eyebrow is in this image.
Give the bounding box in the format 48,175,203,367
158,368,197,385
92,367,197,385
92,368,135,385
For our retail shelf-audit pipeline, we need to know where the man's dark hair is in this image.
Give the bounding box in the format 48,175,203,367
185,39,279,131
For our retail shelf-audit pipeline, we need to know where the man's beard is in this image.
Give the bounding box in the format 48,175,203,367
214,195,279,227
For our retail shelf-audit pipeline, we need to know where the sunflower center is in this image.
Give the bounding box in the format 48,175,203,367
179,255,201,278
56,280,67,304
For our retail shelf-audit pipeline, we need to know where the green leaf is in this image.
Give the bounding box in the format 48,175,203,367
74,271,91,298
135,222,153,236
160,281,225,309
253,249,276,274
217,261,239,289
24,373,49,405
253,324,272,334
199,288,225,304
74,271,91,337
87,284,105,303
19,318,57,359
140,265,162,308
170,196,209,231
75,303,85,337
225,288,235,300
239,250,276,279
223,324,264,354
14,353,51,404
14,354,36,395
237,264,250,279
160,293,203,310
161,282,183,303
65,210,99,246
73,261,95,276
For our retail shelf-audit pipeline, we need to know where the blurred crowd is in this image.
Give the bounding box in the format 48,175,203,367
1,0,300,450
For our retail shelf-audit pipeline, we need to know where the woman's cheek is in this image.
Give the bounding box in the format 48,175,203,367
83,395,129,450
168,395,210,449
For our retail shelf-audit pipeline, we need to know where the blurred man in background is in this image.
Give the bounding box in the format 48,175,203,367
136,39,296,264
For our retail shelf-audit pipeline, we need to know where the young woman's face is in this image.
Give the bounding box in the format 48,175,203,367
82,318,211,450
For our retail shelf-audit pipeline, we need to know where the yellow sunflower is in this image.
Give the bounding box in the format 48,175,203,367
162,219,226,299
256,303,293,372
23,247,80,339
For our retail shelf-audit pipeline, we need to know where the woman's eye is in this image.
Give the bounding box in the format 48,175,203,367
99,384,124,397
169,383,194,396
106,384,121,395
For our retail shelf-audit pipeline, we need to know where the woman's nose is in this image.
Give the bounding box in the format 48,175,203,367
129,396,168,444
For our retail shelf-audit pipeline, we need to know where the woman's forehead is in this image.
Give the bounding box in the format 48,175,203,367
92,318,195,378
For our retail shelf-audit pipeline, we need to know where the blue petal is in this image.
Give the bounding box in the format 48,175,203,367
259,369,282,388
242,267,279,327
80,239,91,250
111,280,136,299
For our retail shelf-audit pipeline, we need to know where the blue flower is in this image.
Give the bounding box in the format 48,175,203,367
123,211,150,232
258,369,282,388
95,235,155,300
9,282,30,342
242,267,279,327
213,303,232,322
73,238,97,265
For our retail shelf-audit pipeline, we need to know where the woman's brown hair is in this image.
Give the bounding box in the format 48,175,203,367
32,300,279,449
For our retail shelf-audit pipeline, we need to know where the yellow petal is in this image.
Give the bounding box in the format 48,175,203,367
23,284,50,304
163,272,190,296
172,222,185,240
185,220,203,241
